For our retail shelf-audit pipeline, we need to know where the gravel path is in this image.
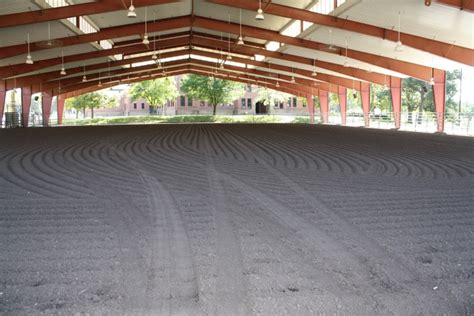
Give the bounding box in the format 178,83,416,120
0,124,473,315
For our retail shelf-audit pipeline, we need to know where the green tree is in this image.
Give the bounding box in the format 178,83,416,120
66,92,115,119
257,88,291,113
129,78,178,114
180,74,245,115
402,77,433,115
446,69,462,114
370,84,391,112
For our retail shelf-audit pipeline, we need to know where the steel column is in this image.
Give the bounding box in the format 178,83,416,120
432,68,446,133
319,90,329,124
390,77,402,129
338,86,347,125
307,94,315,124
42,91,53,127
21,86,32,128
361,82,371,127
57,96,65,125
0,81,5,127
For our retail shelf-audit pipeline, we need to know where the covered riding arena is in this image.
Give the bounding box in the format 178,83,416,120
0,0,473,314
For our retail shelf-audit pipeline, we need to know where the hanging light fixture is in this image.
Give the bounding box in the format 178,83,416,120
26,33,33,64
98,71,102,87
127,0,137,18
395,11,403,52
276,81,280,88
59,51,67,75
290,67,296,83
142,7,149,45
82,64,87,82
312,59,317,76
237,9,244,45
151,13,158,60
343,38,350,67
256,0,264,20
227,14,233,60
429,68,435,85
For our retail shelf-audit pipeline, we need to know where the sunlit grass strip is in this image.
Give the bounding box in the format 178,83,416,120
60,115,312,126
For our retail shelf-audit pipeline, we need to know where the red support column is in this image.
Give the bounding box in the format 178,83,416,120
360,82,371,127
306,94,314,124
390,76,402,129
319,90,329,123
337,86,347,125
57,95,65,125
432,68,446,133
42,90,53,127
21,86,32,128
0,80,5,127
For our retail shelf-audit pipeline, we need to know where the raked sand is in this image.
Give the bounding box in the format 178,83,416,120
0,123,473,315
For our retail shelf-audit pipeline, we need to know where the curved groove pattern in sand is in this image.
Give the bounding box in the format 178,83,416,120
0,124,473,315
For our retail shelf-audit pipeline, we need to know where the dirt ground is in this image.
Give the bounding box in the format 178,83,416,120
0,124,473,315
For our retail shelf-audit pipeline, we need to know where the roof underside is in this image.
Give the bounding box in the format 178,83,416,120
0,0,472,97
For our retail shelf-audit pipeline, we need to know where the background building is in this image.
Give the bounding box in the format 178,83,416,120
95,75,309,117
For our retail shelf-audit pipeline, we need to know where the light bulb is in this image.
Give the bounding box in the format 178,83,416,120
226,55,232,60
98,81,102,87
26,54,33,65
82,75,87,82
128,4,136,18
311,69,317,77
237,36,244,45
142,35,149,45
395,40,403,52
291,76,295,83
256,8,264,20
152,52,158,60
60,67,66,75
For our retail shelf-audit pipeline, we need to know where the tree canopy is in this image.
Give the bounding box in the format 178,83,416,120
65,91,116,119
129,78,178,111
257,88,291,112
180,74,245,115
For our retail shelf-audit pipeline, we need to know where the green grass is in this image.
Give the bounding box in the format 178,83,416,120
61,115,313,126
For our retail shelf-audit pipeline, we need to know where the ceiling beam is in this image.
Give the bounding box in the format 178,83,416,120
0,0,179,28
434,0,474,11
13,45,359,94
208,0,473,66
51,56,321,97
192,49,361,91
2,31,391,90
0,15,192,59
2,14,438,82
0,36,189,78
60,66,309,100
59,67,189,97
190,35,392,86
6,46,193,90
193,16,436,81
